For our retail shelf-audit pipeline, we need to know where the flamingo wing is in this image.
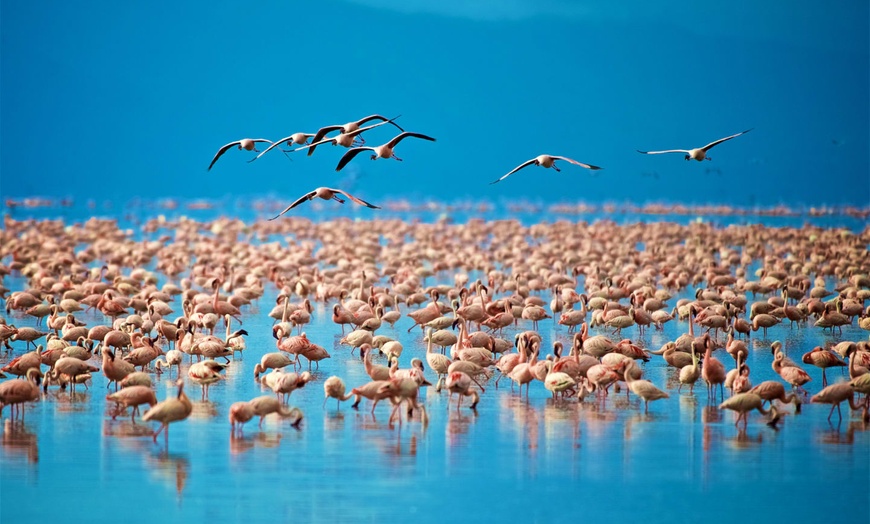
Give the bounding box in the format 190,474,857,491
207,141,242,170
269,190,317,220
636,148,691,155
356,114,405,132
293,135,337,155
386,131,437,148
254,136,297,160
335,147,375,172
345,119,391,138
700,128,753,151
307,125,344,156
551,155,603,170
332,189,381,209
489,158,537,184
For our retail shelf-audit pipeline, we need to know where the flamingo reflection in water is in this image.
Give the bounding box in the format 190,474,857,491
3,419,39,464
147,451,190,499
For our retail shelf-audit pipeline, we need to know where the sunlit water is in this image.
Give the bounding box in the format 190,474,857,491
1,202,868,523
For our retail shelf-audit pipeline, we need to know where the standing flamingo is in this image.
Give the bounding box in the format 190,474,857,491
719,392,773,428
142,379,193,443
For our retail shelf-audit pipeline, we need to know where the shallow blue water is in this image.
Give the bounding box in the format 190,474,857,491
1,203,868,524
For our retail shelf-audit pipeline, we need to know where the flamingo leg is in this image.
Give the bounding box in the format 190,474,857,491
153,423,165,442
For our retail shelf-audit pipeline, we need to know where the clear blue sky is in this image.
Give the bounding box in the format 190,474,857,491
1,1,868,206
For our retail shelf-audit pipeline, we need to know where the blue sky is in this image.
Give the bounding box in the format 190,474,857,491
1,1,868,207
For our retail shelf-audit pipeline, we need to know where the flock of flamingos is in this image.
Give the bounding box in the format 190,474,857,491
206,113,752,216
0,113,868,448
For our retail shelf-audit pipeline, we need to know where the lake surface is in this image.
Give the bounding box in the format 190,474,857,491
1,200,868,524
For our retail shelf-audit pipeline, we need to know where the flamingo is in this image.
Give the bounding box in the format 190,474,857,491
623,360,669,413
490,154,602,184
0,368,42,420
543,360,576,400
772,351,812,393
106,386,158,422
335,132,436,171
702,336,726,401
253,352,294,381
229,401,255,435
52,356,99,396
250,132,316,160
142,379,193,443
802,346,847,387
444,371,482,410
207,138,273,170
269,187,380,219
719,392,773,428
637,129,752,161
811,383,862,422
309,114,404,147
269,371,313,404
248,395,303,429
295,118,400,156
323,376,354,409
748,381,801,413
101,346,135,391
678,337,701,394
187,360,226,401
349,380,397,413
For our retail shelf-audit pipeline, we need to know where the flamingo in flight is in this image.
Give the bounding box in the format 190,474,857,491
269,187,379,220
207,138,274,170
295,118,400,157
490,154,602,184
335,132,436,171
637,129,752,161
248,132,316,161
309,114,404,147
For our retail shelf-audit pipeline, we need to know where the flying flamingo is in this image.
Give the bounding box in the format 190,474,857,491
335,132,436,171
490,154,602,184
637,129,752,161
294,118,400,157
310,114,404,146
269,187,380,219
207,138,274,170
250,132,316,160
